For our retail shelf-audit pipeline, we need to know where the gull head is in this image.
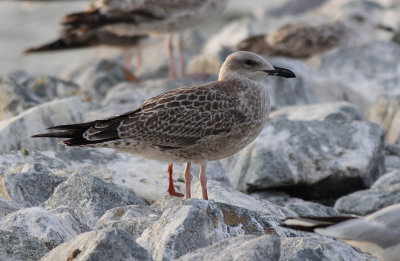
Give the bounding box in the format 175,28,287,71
218,51,296,81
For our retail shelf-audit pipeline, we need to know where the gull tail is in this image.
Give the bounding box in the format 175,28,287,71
24,39,90,54
31,121,109,147
281,215,356,232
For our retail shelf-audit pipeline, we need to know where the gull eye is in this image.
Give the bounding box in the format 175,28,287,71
244,59,256,66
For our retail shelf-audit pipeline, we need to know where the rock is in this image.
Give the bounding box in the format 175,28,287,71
0,229,49,261
204,18,257,54
263,57,365,110
192,180,295,220
64,58,134,101
21,74,80,101
44,171,147,228
190,161,231,186
366,95,400,144
319,41,400,108
335,171,400,215
281,198,339,217
384,144,400,171
0,97,87,153
41,228,152,261
137,199,229,261
266,0,326,17
0,198,19,218
222,119,385,200
385,143,400,156
270,102,362,121
0,149,184,204
371,170,400,188
177,234,280,261
385,154,400,172
0,207,86,252
0,74,42,120
393,30,400,45
186,54,220,75
137,199,277,261
251,191,339,217
0,163,66,207
95,205,160,239
50,207,91,236
280,237,377,261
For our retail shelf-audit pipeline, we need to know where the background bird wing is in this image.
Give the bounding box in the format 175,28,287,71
84,82,247,148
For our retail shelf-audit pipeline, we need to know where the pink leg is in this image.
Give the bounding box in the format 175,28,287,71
199,162,208,200
123,49,131,69
167,34,176,79
121,50,139,82
167,163,183,197
135,48,142,71
177,34,185,78
184,162,192,199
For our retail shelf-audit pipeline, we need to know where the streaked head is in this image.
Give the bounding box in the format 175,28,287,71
218,51,296,81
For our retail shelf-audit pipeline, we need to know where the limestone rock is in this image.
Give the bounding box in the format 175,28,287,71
64,58,134,101
320,41,400,108
136,199,230,261
44,171,147,228
0,74,41,120
192,180,295,220
222,119,385,200
137,199,277,261
264,57,366,110
0,163,66,207
177,235,280,261
335,171,400,215
0,207,86,251
280,237,377,261
95,205,160,239
0,229,48,261
0,198,19,218
0,97,87,153
270,102,362,122
21,74,80,101
41,228,152,261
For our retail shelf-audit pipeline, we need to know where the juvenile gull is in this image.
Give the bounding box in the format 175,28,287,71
25,0,229,78
237,9,395,59
32,51,296,200
282,203,400,261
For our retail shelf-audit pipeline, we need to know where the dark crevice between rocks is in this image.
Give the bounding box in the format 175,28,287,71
249,176,367,206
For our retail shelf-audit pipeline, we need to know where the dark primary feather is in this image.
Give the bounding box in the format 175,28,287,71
25,29,147,53
62,8,164,30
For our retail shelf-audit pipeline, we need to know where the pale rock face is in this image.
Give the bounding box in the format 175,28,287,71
319,41,400,109
0,207,86,251
222,119,385,199
0,97,87,153
44,171,147,228
335,171,400,215
41,228,152,261
280,237,378,261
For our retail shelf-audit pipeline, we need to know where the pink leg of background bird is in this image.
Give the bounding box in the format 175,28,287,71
122,49,139,82
177,34,185,78
167,34,176,79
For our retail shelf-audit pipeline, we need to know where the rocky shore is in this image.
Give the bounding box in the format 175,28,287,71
1,0,400,260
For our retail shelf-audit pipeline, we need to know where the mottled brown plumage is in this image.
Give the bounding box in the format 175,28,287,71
33,51,296,200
